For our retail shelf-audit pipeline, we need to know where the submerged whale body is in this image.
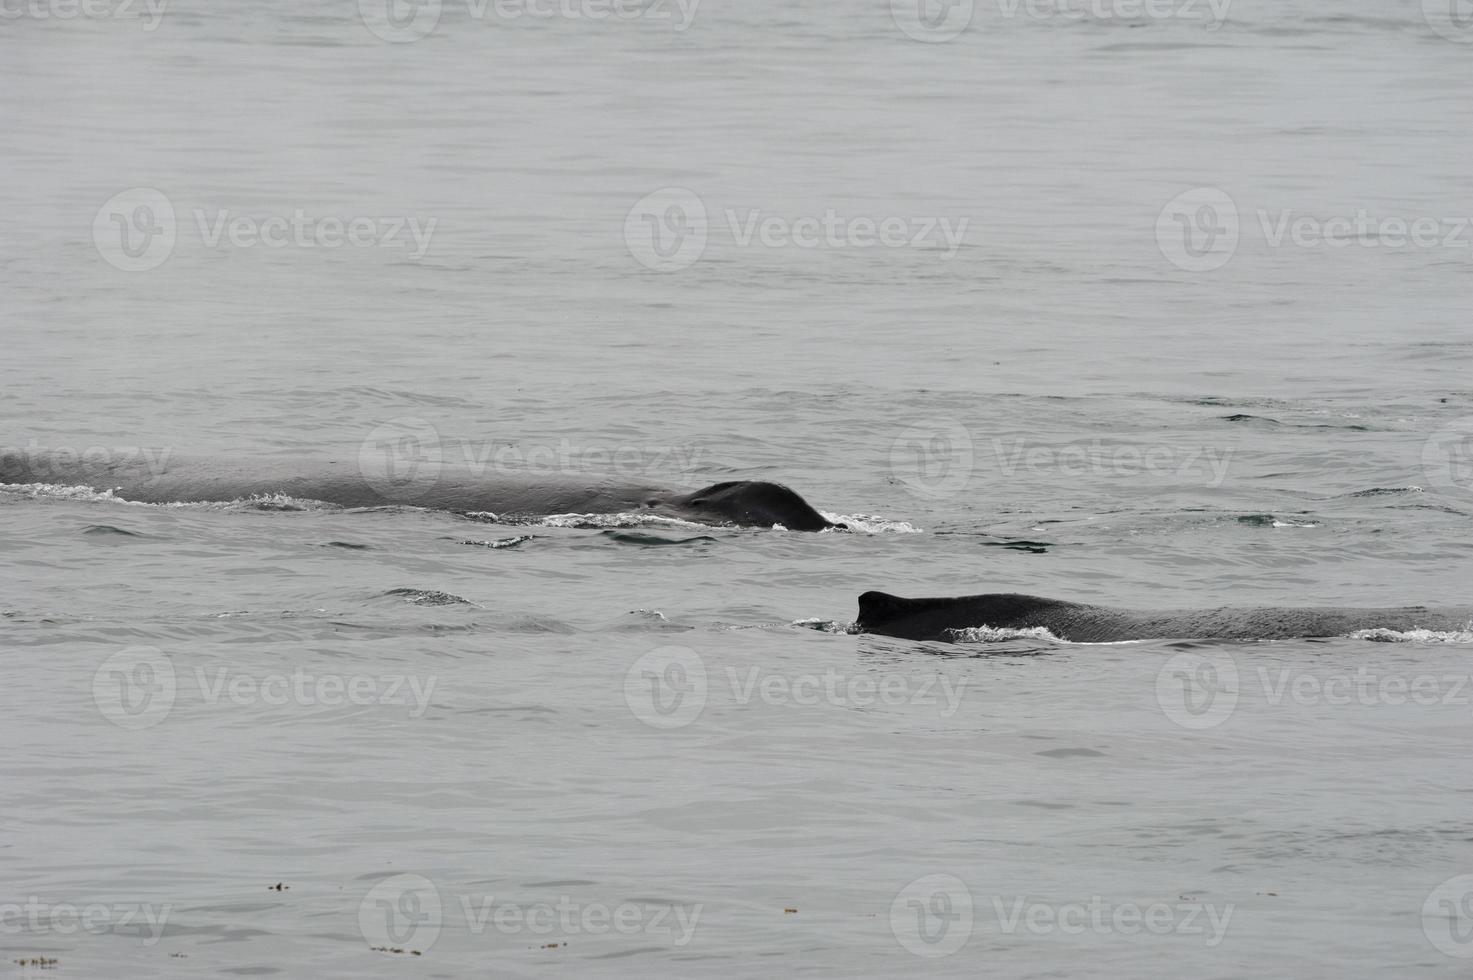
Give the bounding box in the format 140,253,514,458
0,449,840,531
856,591,1473,642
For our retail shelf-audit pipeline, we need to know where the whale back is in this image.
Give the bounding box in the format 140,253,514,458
669,480,838,531
857,590,1473,642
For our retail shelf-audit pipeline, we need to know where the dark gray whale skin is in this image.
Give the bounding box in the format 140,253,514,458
857,591,1473,642
0,449,840,531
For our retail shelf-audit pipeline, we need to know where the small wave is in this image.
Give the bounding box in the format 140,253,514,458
1344,486,1423,498
601,529,717,546
825,513,922,534
81,524,143,536
1349,628,1473,644
383,588,480,608
1238,515,1320,528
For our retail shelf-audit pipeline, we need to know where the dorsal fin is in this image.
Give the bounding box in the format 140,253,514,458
857,591,913,626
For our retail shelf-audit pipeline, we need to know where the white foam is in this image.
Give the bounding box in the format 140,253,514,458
537,512,709,530
945,625,1065,643
1348,627,1473,644
0,483,336,512
1,482,135,504
792,618,858,634
459,534,535,549
824,512,923,534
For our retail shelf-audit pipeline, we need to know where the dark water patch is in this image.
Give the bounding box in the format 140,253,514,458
81,524,144,537
979,539,1052,554
327,620,482,636
383,588,476,607
1343,486,1423,498
600,530,718,546
502,617,578,635
1096,41,1235,52
586,946,671,960
324,541,370,550
1219,413,1369,431
1237,514,1276,526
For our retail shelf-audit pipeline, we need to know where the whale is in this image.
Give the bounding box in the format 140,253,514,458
856,591,1473,642
0,449,841,531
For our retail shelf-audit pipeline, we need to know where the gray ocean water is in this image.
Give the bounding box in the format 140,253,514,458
4,0,1473,975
